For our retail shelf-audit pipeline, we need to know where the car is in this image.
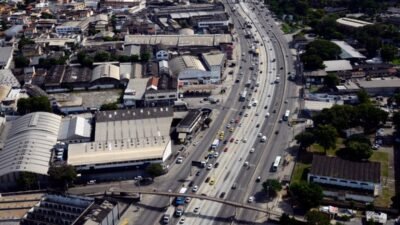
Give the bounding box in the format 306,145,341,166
265,112,270,117
256,123,260,128
258,133,262,137
176,157,183,164
230,119,234,123
250,148,255,153
268,94,271,97
188,181,194,187
230,138,235,142
244,113,249,117
244,161,249,167
179,217,185,224
248,196,255,203
229,127,234,132
205,177,210,183
226,124,231,129
223,140,228,144
239,111,243,116
219,192,226,198
284,100,288,104
209,178,215,185
232,183,237,189
214,162,220,168
273,109,277,113
207,164,213,170
196,171,201,176
87,180,96,185
275,130,279,135
224,147,228,152
242,138,247,143
255,113,259,116
256,176,261,182
193,207,200,213
185,197,191,203
235,139,239,144
214,152,219,157
264,105,268,109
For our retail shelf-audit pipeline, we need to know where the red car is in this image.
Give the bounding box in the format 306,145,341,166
224,147,228,152
230,138,234,143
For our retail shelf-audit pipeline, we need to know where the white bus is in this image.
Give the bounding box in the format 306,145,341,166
283,110,290,121
272,156,281,172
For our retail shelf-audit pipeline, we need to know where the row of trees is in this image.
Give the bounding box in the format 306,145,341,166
77,51,151,67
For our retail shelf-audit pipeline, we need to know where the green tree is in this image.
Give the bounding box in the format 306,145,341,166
381,44,397,62
345,141,373,160
48,165,77,188
305,39,341,60
17,96,52,115
312,105,356,131
301,54,325,71
14,55,30,68
324,73,339,89
146,163,165,177
355,104,388,133
313,125,338,153
18,37,35,49
290,182,323,209
130,54,140,62
305,210,331,225
295,131,315,149
40,12,55,19
100,102,118,111
204,117,212,127
94,51,111,62
357,90,371,105
262,179,282,197
140,52,151,62
17,172,38,190
77,51,94,67
279,213,302,225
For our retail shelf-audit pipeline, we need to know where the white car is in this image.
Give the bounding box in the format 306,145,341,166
244,161,249,167
207,164,213,170
176,157,183,164
258,133,262,137
265,112,270,117
193,207,200,213
248,196,255,203
250,148,255,153
242,138,247,143
214,152,219,158
179,217,185,224
192,185,198,192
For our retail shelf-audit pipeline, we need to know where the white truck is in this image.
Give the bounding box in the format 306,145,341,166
175,205,184,217
163,207,175,224
261,136,267,142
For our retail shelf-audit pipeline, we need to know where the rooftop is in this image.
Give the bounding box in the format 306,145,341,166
96,107,173,122
0,46,13,66
323,60,353,72
357,78,400,89
331,40,366,59
0,69,20,87
169,55,206,77
124,34,232,47
177,109,202,128
310,155,380,183
202,52,225,67
336,17,373,28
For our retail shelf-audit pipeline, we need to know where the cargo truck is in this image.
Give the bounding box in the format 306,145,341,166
163,207,175,224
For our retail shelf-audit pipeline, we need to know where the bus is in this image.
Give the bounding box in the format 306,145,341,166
283,110,290,121
239,90,247,101
272,156,281,172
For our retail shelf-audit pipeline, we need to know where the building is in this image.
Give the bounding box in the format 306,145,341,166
308,155,381,202
201,51,226,81
323,60,352,73
124,34,233,47
0,112,62,189
0,47,14,69
91,64,122,88
55,19,91,35
176,109,203,142
58,115,92,144
331,40,366,60
73,198,121,225
0,69,20,87
169,55,212,86
100,0,145,9
336,17,373,29
365,211,387,224
123,78,148,107
304,70,328,85
21,194,94,225
357,78,400,96
67,107,173,172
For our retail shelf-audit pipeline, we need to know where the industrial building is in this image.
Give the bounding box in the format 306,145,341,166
0,112,62,189
67,107,173,172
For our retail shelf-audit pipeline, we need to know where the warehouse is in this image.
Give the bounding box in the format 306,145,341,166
67,107,173,171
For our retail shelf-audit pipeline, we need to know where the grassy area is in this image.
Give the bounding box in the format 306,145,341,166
375,187,395,208
281,23,296,34
309,138,344,156
391,58,400,65
291,162,310,184
370,151,389,177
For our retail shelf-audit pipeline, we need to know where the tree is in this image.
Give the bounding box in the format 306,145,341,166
355,104,388,133
130,54,140,62
94,51,110,62
77,51,93,67
305,39,341,60
313,125,338,153
40,12,55,19
204,117,212,127
100,102,118,111
18,37,35,49
301,54,325,71
17,96,52,115
295,131,315,149
312,105,356,131
393,111,400,131
357,90,371,105
290,182,323,209
140,52,151,62
48,165,77,188
381,44,397,62
146,163,165,177
14,55,30,68
365,37,381,57
305,210,331,225
279,213,302,225
262,179,282,197
345,141,373,160
17,172,38,190
324,73,339,89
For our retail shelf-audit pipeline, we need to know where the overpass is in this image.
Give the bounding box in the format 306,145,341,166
106,189,281,216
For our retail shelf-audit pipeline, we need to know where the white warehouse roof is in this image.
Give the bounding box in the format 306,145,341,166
169,55,205,77
0,112,61,177
323,60,353,72
91,64,120,82
58,116,91,141
331,40,366,59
